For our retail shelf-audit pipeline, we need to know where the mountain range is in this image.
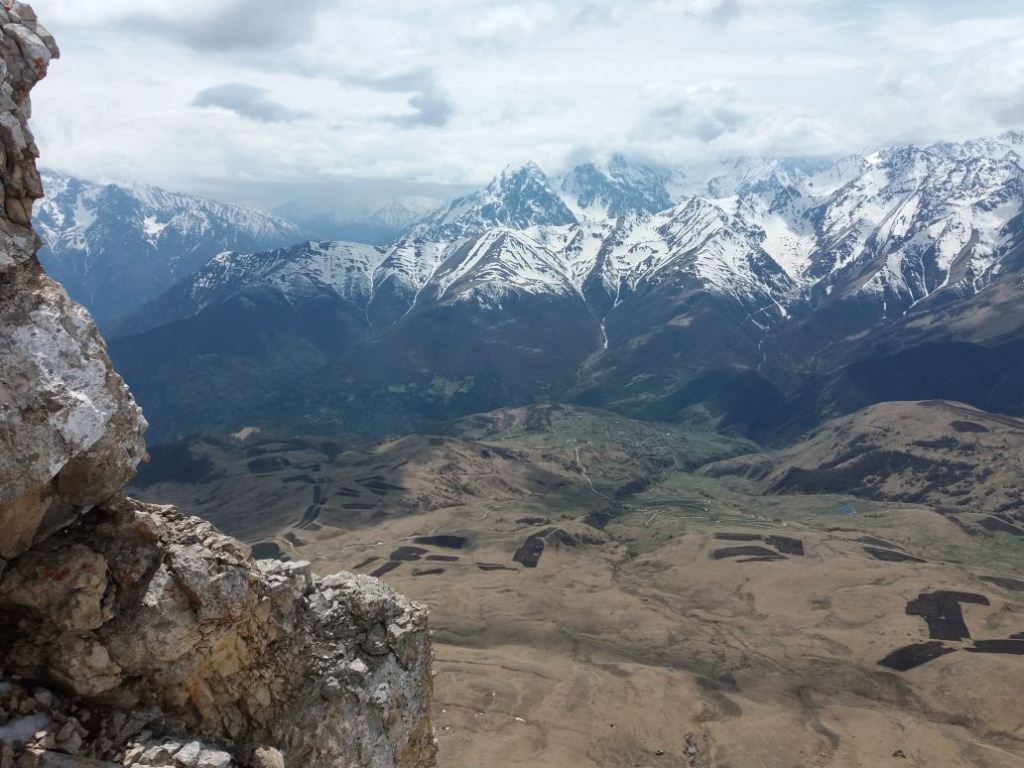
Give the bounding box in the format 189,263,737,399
34,170,307,329
33,172,456,329
49,132,1023,443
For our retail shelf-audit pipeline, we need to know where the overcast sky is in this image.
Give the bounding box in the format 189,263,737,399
29,0,1024,208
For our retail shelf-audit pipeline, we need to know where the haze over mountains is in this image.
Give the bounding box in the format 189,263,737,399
37,131,1024,443
272,197,445,248
34,171,450,328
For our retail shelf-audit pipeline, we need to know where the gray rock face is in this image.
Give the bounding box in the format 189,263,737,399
0,6,436,767
0,1,146,563
2,501,436,767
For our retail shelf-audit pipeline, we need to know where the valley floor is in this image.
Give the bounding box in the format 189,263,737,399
133,404,1024,768
309,486,1024,767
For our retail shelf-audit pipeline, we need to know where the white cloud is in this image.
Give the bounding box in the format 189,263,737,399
347,71,456,128
27,0,1024,204
653,0,743,25
456,2,558,49
641,82,751,142
37,0,329,49
192,83,310,122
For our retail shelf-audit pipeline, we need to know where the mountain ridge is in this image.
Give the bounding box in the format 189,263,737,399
100,131,1024,442
119,132,1024,334
36,169,304,328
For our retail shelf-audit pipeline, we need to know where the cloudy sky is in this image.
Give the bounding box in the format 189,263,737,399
29,0,1024,208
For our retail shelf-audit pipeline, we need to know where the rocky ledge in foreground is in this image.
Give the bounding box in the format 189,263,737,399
0,4,435,766
1,499,435,768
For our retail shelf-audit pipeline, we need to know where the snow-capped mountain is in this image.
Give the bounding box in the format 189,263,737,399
36,170,302,328
806,143,1023,317
418,162,577,241
121,241,384,335
119,132,1024,337
421,229,580,307
362,162,580,324
560,154,674,219
108,132,1024,442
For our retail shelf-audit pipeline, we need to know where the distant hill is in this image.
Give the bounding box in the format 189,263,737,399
702,400,1024,532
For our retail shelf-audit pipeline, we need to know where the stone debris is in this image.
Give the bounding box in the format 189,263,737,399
0,5,436,767
1,501,436,768
119,738,234,768
249,748,283,768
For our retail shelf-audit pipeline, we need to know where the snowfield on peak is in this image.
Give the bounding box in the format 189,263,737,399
112,131,1024,351
425,228,580,306
559,154,675,220
38,170,300,256
417,161,578,242
190,241,385,308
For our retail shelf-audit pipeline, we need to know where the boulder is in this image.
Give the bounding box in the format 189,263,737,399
0,0,146,560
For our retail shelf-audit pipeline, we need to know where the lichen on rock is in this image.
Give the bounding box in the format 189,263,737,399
0,5,436,766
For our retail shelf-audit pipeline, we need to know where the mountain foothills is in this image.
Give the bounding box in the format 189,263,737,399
130,401,1024,767
56,131,1023,443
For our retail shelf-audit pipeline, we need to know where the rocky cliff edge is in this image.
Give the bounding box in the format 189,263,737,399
0,5,435,767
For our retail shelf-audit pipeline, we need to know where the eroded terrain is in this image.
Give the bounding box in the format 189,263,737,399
133,403,1024,767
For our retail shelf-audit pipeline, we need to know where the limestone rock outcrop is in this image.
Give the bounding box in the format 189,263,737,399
0,1,146,567
0,5,436,767
2,501,435,767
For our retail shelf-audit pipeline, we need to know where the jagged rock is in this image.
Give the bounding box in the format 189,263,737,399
249,749,282,768
46,637,123,698
3,500,435,766
193,753,231,768
170,742,202,768
0,0,145,561
0,5,435,767
2,504,435,766
0,544,110,631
